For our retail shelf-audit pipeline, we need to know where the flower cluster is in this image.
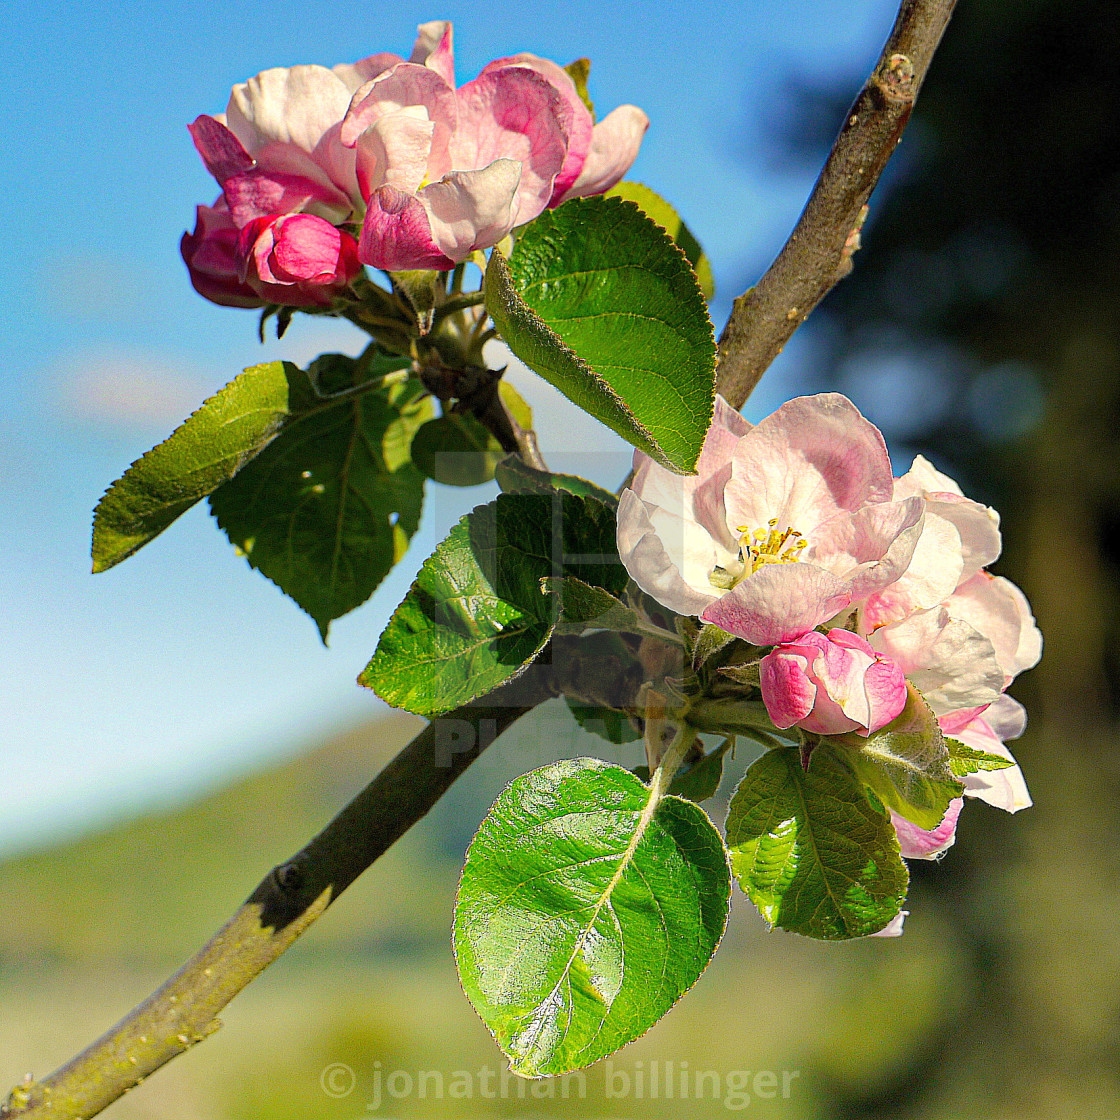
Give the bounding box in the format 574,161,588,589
181,20,648,308
617,393,1040,866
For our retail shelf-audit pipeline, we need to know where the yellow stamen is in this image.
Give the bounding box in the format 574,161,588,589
735,517,809,574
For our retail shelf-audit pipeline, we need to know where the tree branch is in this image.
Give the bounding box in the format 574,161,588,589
5,3,960,1115
716,0,957,410
2,672,555,1120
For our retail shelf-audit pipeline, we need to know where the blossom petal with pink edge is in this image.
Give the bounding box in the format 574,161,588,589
808,496,925,601
615,490,722,618
350,106,435,198
410,20,455,87
483,53,594,203
452,68,568,224
358,186,455,272
560,104,651,202
946,572,1042,682
332,54,404,93
701,563,851,645
225,65,354,157
725,393,894,536
341,64,457,183
891,797,962,860
869,607,1005,714
421,159,522,260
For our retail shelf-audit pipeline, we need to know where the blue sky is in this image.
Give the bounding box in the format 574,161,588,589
0,0,902,854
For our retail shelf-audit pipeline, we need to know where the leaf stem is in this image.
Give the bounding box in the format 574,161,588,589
716,0,957,409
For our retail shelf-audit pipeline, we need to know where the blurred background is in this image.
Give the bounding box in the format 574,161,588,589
2,0,1117,1116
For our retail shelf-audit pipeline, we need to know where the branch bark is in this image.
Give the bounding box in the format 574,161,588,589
716,0,957,410
2,672,555,1120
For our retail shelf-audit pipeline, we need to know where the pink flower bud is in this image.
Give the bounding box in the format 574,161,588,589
237,213,361,308
760,628,907,737
180,202,264,309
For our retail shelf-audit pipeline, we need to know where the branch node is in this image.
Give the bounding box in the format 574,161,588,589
875,53,917,102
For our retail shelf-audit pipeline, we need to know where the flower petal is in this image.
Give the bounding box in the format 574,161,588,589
891,798,962,859
342,63,457,183
869,607,1005,714
188,115,254,185
701,562,850,645
809,496,925,603
410,20,455,87
332,54,405,93
357,185,455,271
226,64,354,158
947,572,1042,682
452,68,568,224
350,105,435,198
942,709,1032,812
559,104,650,202
726,393,895,536
421,159,522,259
616,490,719,618
483,53,593,204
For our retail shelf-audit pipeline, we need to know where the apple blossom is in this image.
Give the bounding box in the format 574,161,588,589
237,213,360,307
341,21,649,270
181,202,263,308
759,628,907,737
183,21,650,293
616,393,927,646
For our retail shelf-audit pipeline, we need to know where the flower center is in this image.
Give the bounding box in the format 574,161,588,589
737,518,808,574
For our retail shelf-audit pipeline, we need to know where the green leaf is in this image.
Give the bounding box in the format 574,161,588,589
208,359,431,639
485,195,716,474
544,576,642,634
410,414,503,487
454,758,730,1076
567,700,641,745
947,738,1015,777
495,457,617,507
606,181,714,301
362,492,625,716
848,684,964,830
726,746,908,940
92,359,317,572
563,58,595,116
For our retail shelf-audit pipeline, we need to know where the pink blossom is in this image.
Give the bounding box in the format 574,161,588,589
236,213,360,307
341,22,648,270
860,457,1041,718
183,22,649,284
180,201,263,308
760,628,907,737
616,394,926,645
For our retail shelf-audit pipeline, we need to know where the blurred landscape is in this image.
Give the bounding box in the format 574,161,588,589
0,703,994,1120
